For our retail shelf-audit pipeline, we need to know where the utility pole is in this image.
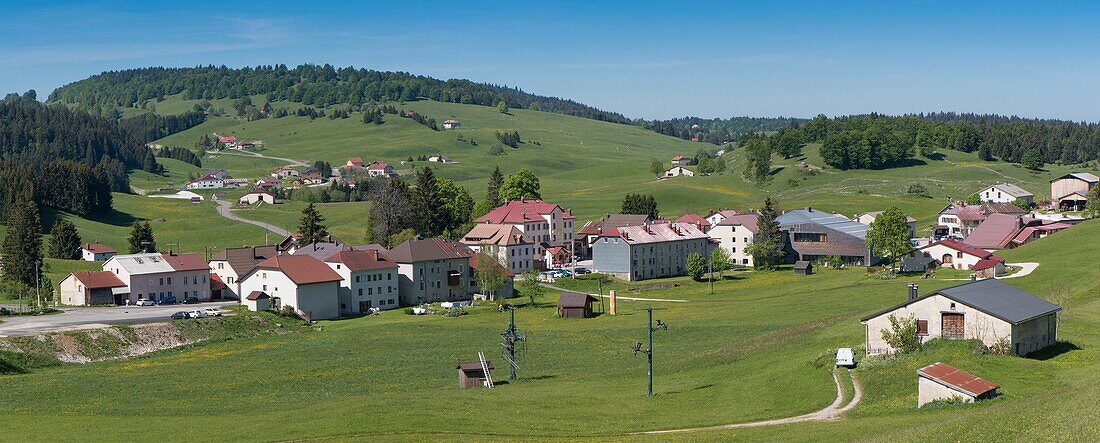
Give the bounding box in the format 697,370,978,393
632,307,667,397
499,304,524,380
708,257,713,295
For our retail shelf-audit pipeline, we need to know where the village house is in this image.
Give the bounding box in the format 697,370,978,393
574,214,652,259
663,166,694,178
208,245,278,300
917,362,998,408
59,271,127,306
80,242,116,262
778,208,875,266
102,252,211,304
855,211,917,238
428,155,453,164
271,166,300,179
708,213,759,267
964,213,1072,250
185,173,225,190
671,155,690,166
1050,172,1099,211
256,177,281,189
476,199,575,268
239,188,277,205
325,249,400,314
900,239,1004,276
860,279,1060,356
298,166,324,184
238,255,342,320
367,161,398,178
461,223,535,275
935,202,1026,238
592,222,711,281
442,119,460,129
704,209,745,227
980,183,1034,206
385,237,474,305
346,157,365,168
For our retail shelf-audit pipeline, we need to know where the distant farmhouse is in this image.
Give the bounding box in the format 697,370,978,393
1050,172,1099,211
980,183,1034,206
663,166,694,178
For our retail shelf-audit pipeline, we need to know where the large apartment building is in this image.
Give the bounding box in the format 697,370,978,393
102,252,211,304
476,199,574,267
592,222,711,281
385,238,474,305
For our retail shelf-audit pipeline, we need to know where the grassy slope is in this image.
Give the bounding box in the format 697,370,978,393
1,221,1098,440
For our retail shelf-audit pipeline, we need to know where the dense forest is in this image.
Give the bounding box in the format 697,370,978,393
47,65,630,124
642,116,805,144
118,110,206,143
795,113,1100,170
0,92,159,217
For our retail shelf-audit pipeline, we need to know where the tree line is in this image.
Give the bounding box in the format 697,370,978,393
48,65,630,124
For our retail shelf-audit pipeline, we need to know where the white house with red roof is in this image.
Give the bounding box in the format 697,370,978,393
325,249,399,314
81,242,116,261
367,161,398,178
671,155,690,166
461,223,535,275
476,198,575,267
900,239,1004,275
708,213,759,267
592,222,711,281
59,271,127,305
102,252,211,304
346,157,365,168
704,209,745,227
239,255,342,320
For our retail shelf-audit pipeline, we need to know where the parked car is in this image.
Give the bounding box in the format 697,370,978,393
135,298,156,306
835,347,855,368
187,310,206,318
573,267,591,275
182,296,200,304
170,311,189,320
157,295,177,305
203,308,223,317
552,269,572,278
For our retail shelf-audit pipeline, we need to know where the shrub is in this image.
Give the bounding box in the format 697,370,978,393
990,337,1013,355
881,314,922,354
907,183,929,197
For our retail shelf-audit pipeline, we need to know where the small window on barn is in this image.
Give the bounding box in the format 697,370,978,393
916,320,928,335
957,251,963,259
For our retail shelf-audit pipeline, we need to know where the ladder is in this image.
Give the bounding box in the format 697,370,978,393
478,351,494,388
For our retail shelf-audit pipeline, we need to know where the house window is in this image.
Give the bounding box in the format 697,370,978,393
957,251,963,259
358,288,363,296
916,320,928,336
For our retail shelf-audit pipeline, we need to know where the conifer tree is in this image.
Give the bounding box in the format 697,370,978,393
297,203,329,246
48,219,82,260
486,166,504,208
1,200,43,286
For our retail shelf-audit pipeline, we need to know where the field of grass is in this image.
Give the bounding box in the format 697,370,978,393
1,217,1098,440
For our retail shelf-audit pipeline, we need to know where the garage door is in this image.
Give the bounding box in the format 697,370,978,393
942,313,964,339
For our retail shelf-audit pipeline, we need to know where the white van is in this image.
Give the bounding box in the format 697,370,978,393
835,348,855,368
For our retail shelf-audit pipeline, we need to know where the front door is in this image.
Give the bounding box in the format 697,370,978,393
359,301,369,313
942,313,964,339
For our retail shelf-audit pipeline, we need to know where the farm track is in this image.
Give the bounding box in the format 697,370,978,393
636,369,862,435
214,199,289,237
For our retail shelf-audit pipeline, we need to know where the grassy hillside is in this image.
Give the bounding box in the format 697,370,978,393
1,220,1098,440
136,95,1096,239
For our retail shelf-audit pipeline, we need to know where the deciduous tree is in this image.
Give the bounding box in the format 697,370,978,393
866,206,911,271
499,169,541,201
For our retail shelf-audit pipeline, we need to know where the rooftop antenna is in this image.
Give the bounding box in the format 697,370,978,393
499,304,526,380
632,307,668,397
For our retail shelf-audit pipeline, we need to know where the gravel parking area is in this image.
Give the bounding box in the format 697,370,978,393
0,302,237,337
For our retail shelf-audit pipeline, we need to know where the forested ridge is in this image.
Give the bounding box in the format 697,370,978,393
0,92,162,218
47,65,630,124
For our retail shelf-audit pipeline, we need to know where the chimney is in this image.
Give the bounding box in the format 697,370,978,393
907,284,918,301
371,249,380,260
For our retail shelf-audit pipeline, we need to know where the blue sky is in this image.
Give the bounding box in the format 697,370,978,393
3,1,1100,121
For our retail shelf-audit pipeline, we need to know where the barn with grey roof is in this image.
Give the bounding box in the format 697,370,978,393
860,279,1060,356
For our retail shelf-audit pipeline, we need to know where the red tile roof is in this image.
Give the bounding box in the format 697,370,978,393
246,290,269,300
81,242,116,254
69,271,126,289
918,362,998,397
672,155,686,161
476,199,573,223
163,253,209,272
715,213,760,233
385,237,473,263
325,250,398,271
367,161,390,170
964,214,1024,249
922,239,993,259
676,213,708,226
972,256,1005,271
255,255,343,285
210,273,226,289
600,222,708,245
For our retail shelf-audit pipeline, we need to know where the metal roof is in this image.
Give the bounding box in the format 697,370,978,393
988,183,1034,198
860,278,1061,324
918,362,998,397
107,253,176,275
778,208,869,239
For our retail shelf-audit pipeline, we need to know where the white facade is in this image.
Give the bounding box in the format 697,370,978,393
664,166,694,178
186,178,224,190
468,243,534,275
239,191,275,205
981,184,1033,205
103,254,210,303
900,243,988,272
239,270,340,320
708,224,754,267
395,259,471,305
326,262,399,314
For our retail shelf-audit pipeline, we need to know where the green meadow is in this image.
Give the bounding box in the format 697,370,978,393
0,218,1097,440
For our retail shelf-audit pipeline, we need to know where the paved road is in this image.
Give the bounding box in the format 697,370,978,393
215,199,290,237
0,301,235,337
637,369,862,435
946,262,1039,281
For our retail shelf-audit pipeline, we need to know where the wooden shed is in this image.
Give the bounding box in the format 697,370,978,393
794,261,813,275
457,361,494,388
917,362,998,407
557,292,598,318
